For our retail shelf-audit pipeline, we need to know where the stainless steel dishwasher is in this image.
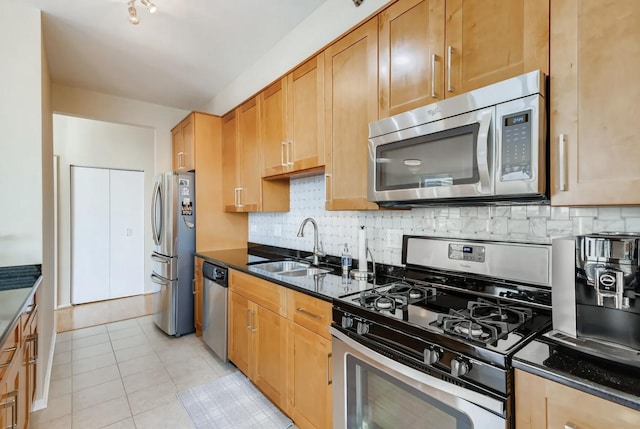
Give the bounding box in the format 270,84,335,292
202,261,228,362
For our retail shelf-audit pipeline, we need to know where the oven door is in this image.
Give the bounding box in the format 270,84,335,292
331,328,507,429
368,107,494,204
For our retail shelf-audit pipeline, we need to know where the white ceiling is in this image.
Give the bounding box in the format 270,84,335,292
14,0,328,110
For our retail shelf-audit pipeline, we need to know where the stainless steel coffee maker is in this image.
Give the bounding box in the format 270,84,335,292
547,232,640,366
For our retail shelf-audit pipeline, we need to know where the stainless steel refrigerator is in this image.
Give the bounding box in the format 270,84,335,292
150,172,195,336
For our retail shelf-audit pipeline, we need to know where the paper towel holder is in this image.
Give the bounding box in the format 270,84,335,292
351,247,376,281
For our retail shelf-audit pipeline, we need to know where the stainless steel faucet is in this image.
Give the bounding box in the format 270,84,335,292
296,217,325,265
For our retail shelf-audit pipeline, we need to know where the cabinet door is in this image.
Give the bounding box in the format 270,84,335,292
228,291,252,376
261,78,288,178
253,305,287,410
324,17,380,211
550,0,640,206
288,53,325,172
290,323,332,429
194,257,203,337
379,0,445,118
445,0,549,96
181,115,195,171
172,126,182,172
222,110,240,211
238,98,261,211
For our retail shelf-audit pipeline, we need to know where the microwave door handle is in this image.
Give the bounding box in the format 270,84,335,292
476,111,492,194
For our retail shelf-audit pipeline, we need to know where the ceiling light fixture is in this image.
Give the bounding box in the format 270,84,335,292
127,0,157,25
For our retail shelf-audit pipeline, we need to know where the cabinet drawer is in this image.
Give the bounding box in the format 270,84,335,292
287,289,332,340
229,270,286,316
0,322,20,380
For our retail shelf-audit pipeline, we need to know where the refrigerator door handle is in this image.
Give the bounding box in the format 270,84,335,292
151,273,171,285
151,180,162,246
151,253,170,263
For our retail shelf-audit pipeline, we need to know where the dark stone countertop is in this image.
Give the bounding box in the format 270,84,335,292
513,337,640,411
0,265,42,346
195,244,403,302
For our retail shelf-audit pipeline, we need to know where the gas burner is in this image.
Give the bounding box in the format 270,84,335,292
386,282,435,301
374,296,395,311
438,309,507,343
468,298,532,325
359,289,407,312
453,322,490,339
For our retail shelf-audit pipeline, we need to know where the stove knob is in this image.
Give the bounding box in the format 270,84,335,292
356,321,369,335
450,358,470,378
341,315,354,329
423,347,441,365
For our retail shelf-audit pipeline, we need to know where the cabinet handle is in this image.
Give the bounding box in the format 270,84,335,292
237,188,243,208
246,308,251,330
192,279,196,295
447,46,454,93
287,141,294,166
0,346,18,369
327,353,332,385
26,333,38,364
178,151,184,170
431,54,438,98
296,307,322,320
1,390,18,429
281,142,287,167
557,134,567,191
324,173,332,203
564,423,577,429
250,311,256,333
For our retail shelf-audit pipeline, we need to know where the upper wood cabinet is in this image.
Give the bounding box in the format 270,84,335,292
172,114,195,172
324,17,380,211
445,0,549,96
550,0,640,206
379,0,445,117
379,0,549,118
515,369,640,429
222,100,290,213
262,54,326,178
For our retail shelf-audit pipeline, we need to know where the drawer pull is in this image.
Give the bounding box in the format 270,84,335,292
1,390,18,429
0,346,18,369
296,307,322,320
26,333,38,364
327,352,332,385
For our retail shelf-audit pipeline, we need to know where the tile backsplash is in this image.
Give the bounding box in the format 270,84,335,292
249,175,640,267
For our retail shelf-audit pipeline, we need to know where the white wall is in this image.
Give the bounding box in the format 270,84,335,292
250,176,640,267
54,115,155,307
52,84,189,174
0,0,44,266
201,0,391,115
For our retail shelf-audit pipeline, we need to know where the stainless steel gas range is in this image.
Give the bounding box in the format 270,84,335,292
331,236,552,429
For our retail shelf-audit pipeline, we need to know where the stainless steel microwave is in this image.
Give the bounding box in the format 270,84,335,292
368,70,548,206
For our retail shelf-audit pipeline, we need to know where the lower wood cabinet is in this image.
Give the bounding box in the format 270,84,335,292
194,257,203,337
0,291,38,429
225,270,334,429
515,369,640,429
228,270,288,411
288,322,332,429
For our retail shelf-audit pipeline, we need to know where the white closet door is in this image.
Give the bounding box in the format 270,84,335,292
71,166,110,304
109,169,144,299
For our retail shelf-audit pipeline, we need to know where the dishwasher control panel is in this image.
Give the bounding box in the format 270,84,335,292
203,262,228,286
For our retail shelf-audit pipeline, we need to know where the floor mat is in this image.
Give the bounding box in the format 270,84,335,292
177,371,293,429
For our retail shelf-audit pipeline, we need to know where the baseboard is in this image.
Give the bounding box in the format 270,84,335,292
31,330,56,411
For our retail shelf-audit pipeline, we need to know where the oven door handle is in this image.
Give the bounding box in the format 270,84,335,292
330,327,505,416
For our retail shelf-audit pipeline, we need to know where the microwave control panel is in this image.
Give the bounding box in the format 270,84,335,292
501,110,532,181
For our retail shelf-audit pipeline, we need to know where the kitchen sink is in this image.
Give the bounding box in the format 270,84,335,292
279,267,331,277
250,260,331,277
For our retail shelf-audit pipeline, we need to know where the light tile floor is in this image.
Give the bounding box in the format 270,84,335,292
32,315,238,429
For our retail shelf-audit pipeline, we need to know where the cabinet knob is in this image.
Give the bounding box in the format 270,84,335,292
564,423,577,429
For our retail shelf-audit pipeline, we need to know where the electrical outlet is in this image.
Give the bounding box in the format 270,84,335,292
386,229,403,249
274,224,282,237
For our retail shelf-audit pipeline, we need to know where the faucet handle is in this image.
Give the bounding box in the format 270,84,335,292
316,241,326,257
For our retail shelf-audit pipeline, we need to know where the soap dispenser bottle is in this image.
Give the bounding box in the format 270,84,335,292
341,243,352,275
